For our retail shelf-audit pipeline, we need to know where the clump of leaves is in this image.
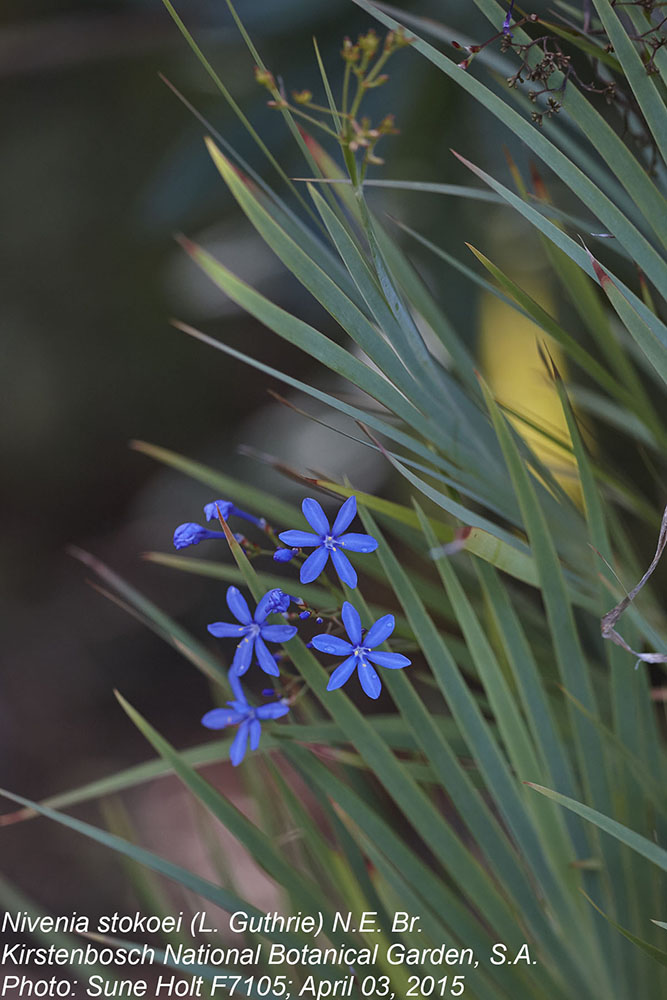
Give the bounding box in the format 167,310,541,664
2,3,666,1000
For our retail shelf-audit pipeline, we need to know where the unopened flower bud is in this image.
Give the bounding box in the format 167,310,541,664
254,66,275,89
358,30,379,57
273,547,297,563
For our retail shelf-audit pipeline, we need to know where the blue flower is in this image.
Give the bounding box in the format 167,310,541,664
173,522,226,549
502,0,515,37
278,496,377,588
207,586,297,676
201,672,289,766
311,601,410,699
203,499,265,528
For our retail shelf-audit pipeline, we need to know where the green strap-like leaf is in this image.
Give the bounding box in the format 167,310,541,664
527,784,667,872
591,0,667,168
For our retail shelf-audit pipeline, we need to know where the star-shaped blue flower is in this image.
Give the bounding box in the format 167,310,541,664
278,496,377,588
311,601,411,699
201,672,289,766
207,586,297,677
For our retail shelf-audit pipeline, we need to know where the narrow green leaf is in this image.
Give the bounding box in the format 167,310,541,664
174,240,434,441
159,0,315,222
281,637,527,944
221,0,344,227
582,892,667,968
450,151,667,378
466,244,650,417
0,787,310,947
587,251,667,387
591,0,667,166
131,440,299,525
285,746,541,999
350,511,604,997
0,876,120,984
114,693,345,935
470,0,667,249
205,142,427,411
527,785,667,872
68,547,227,687
163,323,475,485
477,377,611,806
353,0,667,279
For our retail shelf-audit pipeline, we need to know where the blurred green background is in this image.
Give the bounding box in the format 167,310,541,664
2,0,584,916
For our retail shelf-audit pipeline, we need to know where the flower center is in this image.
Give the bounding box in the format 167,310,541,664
353,645,370,658
247,623,261,638
323,534,337,550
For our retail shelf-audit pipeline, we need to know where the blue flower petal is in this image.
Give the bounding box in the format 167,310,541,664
326,655,358,691
358,659,382,699
366,650,411,669
207,622,247,638
260,624,297,642
300,545,330,584
257,701,290,720
338,532,378,553
228,671,247,704
248,718,262,752
332,495,357,536
331,548,357,588
204,500,234,522
234,507,265,528
364,614,395,648
226,586,252,625
201,707,247,729
302,498,330,535
229,722,249,766
341,601,362,646
232,635,254,675
278,529,320,547
255,636,281,676
311,634,354,655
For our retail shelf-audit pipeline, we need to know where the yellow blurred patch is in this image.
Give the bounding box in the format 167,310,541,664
479,279,582,502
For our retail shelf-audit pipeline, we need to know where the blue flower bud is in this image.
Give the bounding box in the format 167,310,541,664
299,610,311,620
262,588,291,615
273,547,296,563
173,522,224,550
204,500,235,523
205,499,265,528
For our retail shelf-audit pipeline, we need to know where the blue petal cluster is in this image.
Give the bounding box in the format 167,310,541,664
187,491,408,765
312,601,410,699
279,496,377,587
207,586,297,676
202,672,289,766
